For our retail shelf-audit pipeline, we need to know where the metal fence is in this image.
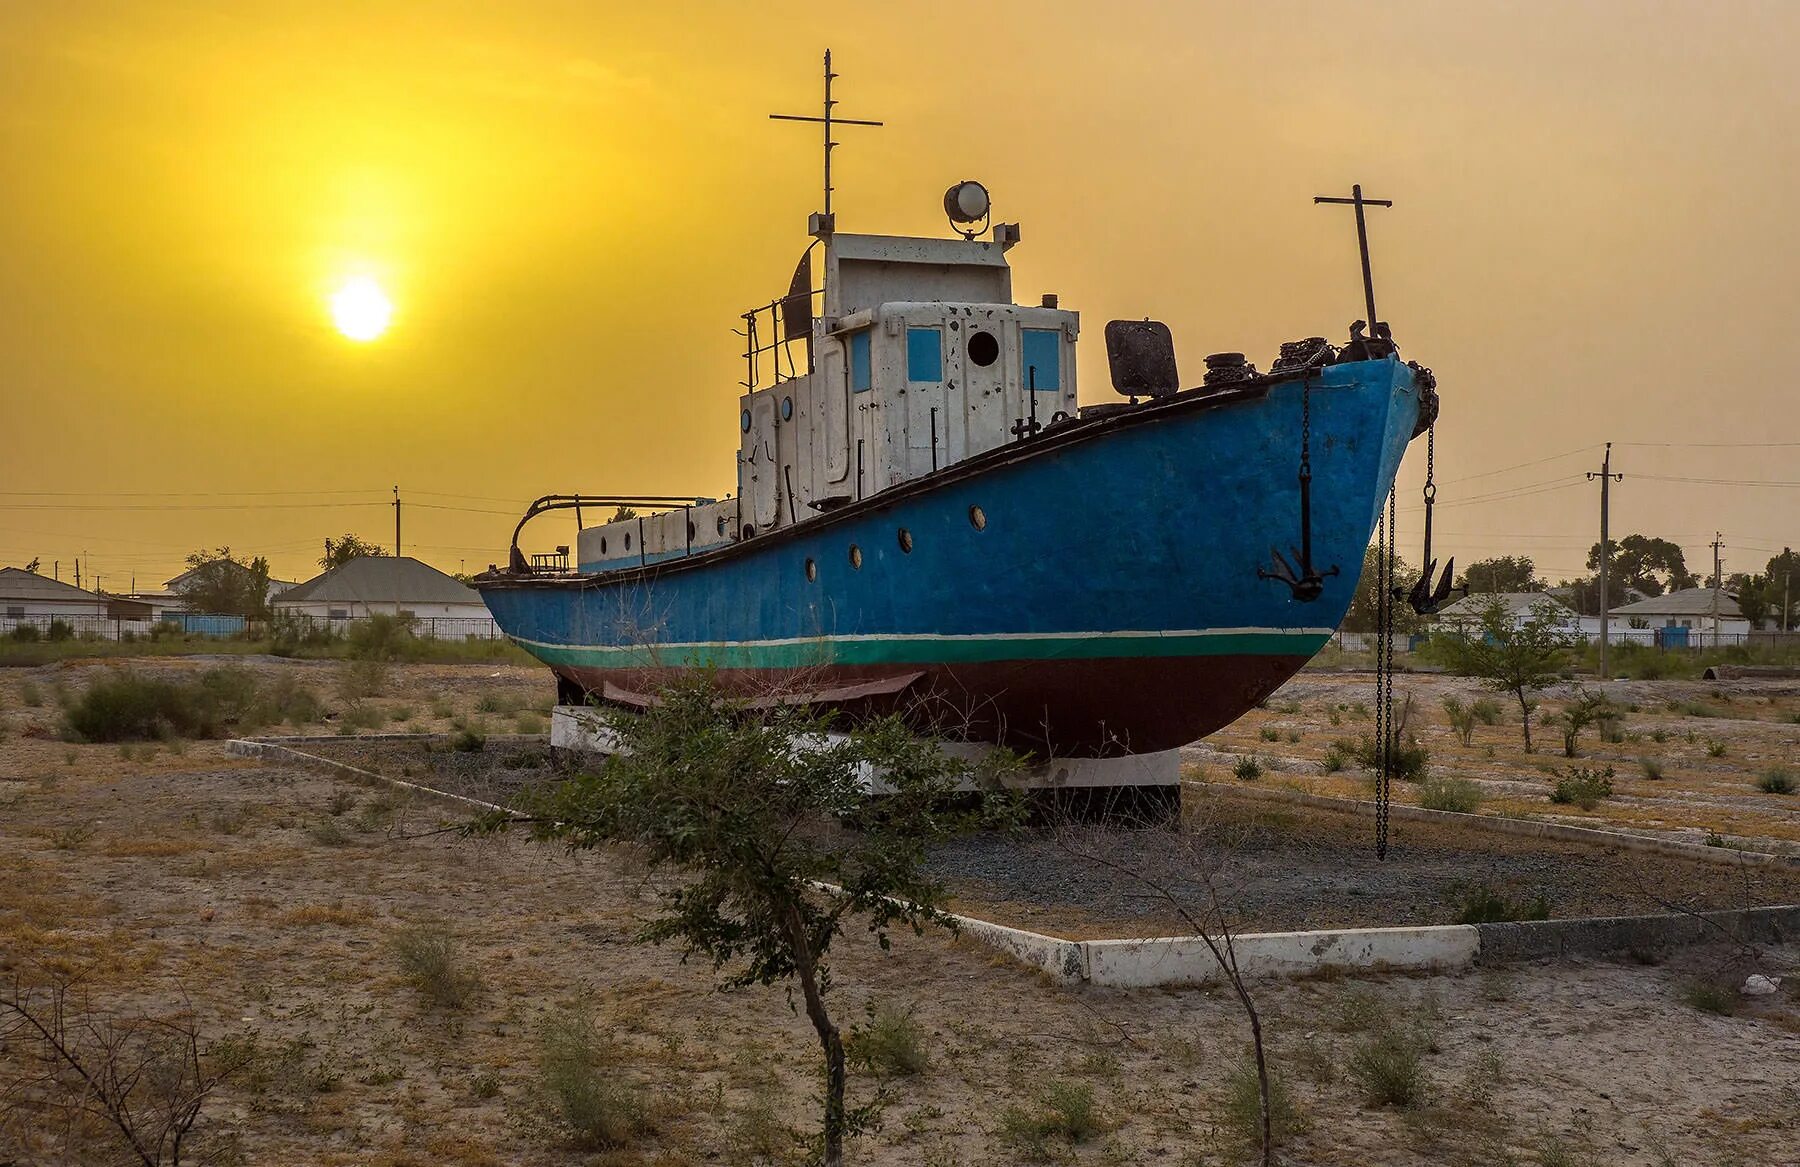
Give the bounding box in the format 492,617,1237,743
1,612,503,643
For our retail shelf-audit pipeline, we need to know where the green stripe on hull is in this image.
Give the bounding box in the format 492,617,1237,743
515,631,1333,671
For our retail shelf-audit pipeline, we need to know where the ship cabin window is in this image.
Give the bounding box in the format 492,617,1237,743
1023,328,1061,391
906,327,943,382
850,330,873,393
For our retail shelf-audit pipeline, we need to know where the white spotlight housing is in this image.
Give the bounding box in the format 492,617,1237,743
943,180,991,236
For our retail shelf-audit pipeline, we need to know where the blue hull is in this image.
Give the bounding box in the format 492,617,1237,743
479,357,1421,754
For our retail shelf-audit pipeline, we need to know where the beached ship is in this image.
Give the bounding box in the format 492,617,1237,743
476,72,1436,762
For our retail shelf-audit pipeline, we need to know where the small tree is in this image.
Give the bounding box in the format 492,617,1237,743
609,505,639,524
319,534,388,570
176,548,271,618
1434,598,1574,753
484,678,1014,1166
1340,545,1424,634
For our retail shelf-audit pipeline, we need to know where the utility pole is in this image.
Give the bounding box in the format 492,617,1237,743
1711,532,1724,648
1587,444,1622,678
393,486,402,559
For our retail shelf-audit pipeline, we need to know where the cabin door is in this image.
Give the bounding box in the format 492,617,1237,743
747,393,779,532
818,339,851,487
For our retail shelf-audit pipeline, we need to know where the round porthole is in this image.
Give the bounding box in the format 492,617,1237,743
805,558,817,582
740,409,752,433
781,396,794,421
967,330,999,367
717,516,728,536
743,524,756,539
897,528,913,553
599,536,608,554
687,521,696,540
968,505,987,531
624,532,632,550
849,544,863,570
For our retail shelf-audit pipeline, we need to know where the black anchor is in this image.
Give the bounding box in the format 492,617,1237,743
1258,378,1339,602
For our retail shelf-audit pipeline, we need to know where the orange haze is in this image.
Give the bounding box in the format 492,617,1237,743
3,2,1797,590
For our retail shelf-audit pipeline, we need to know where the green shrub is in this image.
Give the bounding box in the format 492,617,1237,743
391,926,481,1009
46,619,74,642
346,613,417,661
1639,758,1665,780
998,1081,1108,1156
1321,744,1349,773
1549,766,1614,809
1470,698,1504,725
1705,737,1727,758
337,659,389,702
1455,885,1550,924
64,673,212,742
1352,734,1429,781
308,818,351,846
536,1008,647,1149
1418,776,1483,814
1347,1029,1428,1108
1258,726,1281,742
1756,766,1796,795
255,673,325,727
19,681,43,707
1233,755,1263,781
1442,696,1477,746
514,711,546,736
849,1002,929,1077
340,704,389,733
1680,981,1736,1016
10,624,41,643
1220,1061,1304,1150
452,726,487,753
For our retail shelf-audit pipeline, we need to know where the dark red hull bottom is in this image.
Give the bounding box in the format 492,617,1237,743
552,654,1311,756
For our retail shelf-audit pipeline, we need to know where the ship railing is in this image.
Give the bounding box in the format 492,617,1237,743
502,494,714,576
737,286,820,389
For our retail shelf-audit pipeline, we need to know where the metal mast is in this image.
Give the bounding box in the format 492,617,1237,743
769,50,883,229
1588,445,1622,678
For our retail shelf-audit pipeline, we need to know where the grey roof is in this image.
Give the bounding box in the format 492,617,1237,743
1609,587,1742,619
0,566,105,603
274,556,479,607
1436,592,1577,620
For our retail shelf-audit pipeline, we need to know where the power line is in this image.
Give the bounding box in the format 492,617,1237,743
1633,473,1800,488
0,501,386,512
1436,445,1595,487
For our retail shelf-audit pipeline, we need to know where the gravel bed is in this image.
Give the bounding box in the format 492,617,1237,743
296,740,1800,939
928,791,1800,938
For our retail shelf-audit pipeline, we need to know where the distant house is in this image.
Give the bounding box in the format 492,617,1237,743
273,556,489,623
1608,587,1748,644
1435,592,1595,637
1,566,151,630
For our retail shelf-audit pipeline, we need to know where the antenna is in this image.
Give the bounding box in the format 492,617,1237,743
769,49,883,230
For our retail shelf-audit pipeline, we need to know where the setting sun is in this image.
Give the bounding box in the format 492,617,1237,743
329,275,393,342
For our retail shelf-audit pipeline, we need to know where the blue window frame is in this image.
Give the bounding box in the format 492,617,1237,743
906,327,943,382
1022,328,1061,391
850,330,872,392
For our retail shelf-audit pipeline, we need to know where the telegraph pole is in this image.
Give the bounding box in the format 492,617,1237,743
1711,532,1724,647
393,486,402,559
1588,444,1622,678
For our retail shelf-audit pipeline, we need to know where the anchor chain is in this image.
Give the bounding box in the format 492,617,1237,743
1375,488,1395,860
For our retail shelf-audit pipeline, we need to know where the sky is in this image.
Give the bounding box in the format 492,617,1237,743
3,0,1797,591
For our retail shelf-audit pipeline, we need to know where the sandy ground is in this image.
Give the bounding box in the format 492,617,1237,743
1203,672,1800,852
3,659,1800,1166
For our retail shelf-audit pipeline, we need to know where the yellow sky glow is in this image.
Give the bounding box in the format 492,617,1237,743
2,2,1797,589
